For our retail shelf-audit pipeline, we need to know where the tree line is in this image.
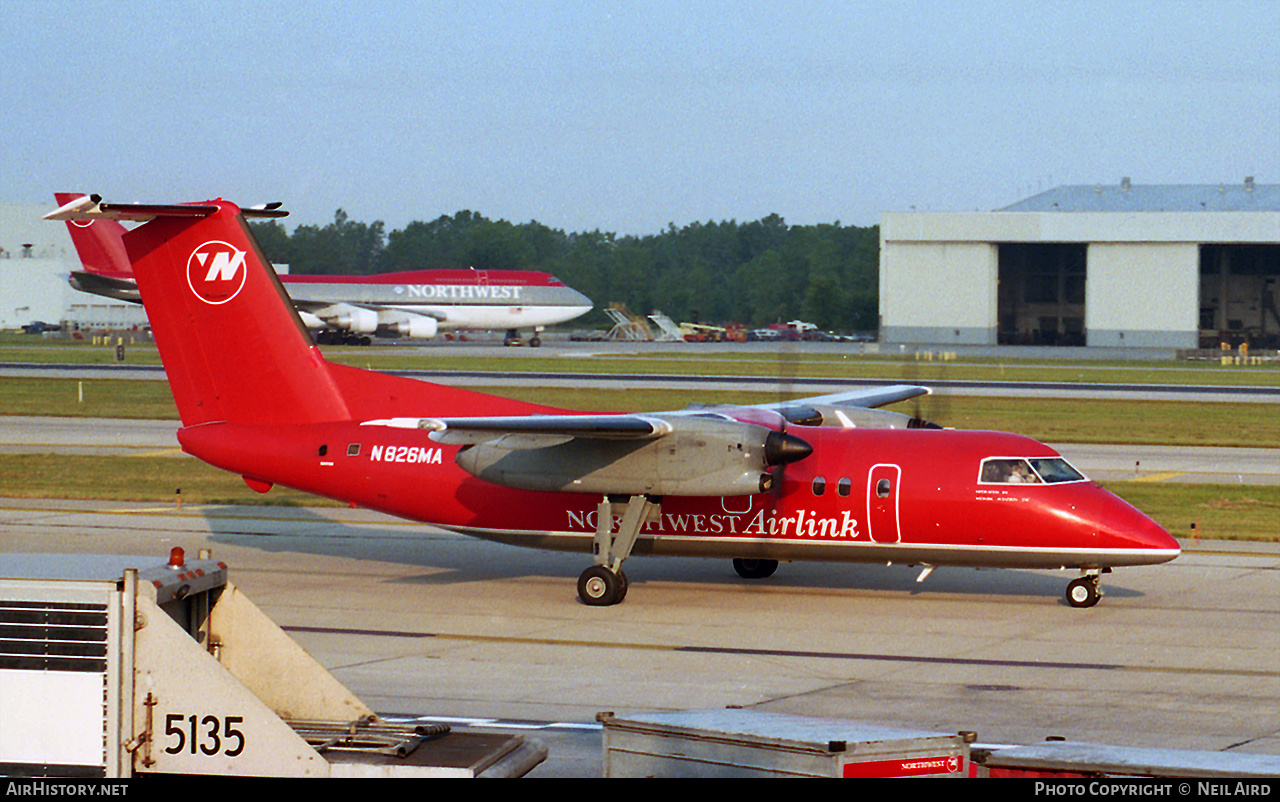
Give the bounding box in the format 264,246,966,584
251,210,880,332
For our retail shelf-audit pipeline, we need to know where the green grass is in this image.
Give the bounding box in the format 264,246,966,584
0,333,162,364
5,333,1279,386
3,377,1278,447
0,453,336,507
896,396,1279,448
1101,481,1280,542
0,378,180,418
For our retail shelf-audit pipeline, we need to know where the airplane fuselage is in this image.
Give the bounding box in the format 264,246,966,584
47,194,1177,607
176,421,1177,573
56,194,594,338
280,269,593,332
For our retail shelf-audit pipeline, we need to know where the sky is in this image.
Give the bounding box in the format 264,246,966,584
3,0,1278,235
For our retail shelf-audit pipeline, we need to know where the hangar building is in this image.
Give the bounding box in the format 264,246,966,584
879,179,1280,350
0,202,145,332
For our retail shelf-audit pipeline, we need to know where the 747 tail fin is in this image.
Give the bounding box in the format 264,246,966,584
54,192,132,276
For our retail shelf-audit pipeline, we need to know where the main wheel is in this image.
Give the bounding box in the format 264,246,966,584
1066,577,1101,608
733,558,779,580
578,565,624,606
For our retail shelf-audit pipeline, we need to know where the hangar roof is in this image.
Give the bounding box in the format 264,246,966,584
1002,180,1280,213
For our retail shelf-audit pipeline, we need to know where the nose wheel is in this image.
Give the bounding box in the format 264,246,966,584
1066,575,1102,608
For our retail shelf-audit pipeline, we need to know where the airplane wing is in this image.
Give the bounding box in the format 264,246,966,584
355,382,934,493
361,409,814,496
729,384,938,429
385,384,934,495
363,413,671,446
379,304,447,321
357,382,936,496
361,383,934,446
68,271,142,303
759,384,930,411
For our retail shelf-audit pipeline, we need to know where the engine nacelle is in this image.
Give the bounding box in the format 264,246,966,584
777,404,937,429
319,304,378,334
454,417,811,496
378,312,439,340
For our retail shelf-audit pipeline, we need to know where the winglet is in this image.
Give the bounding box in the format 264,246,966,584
54,193,134,277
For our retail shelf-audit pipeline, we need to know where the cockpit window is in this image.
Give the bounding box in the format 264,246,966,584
979,457,1087,485
980,459,1040,484
1028,458,1086,484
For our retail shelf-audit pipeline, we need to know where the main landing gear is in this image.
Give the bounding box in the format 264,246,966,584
503,327,543,347
315,329,371,346
732,558,779,580
1066,568,1109,608
578,495,659,606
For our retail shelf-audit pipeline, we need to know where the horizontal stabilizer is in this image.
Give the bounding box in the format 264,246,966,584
68,271,141,303
45,194,288,223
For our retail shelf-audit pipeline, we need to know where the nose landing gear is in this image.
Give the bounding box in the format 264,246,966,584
1066,569,1107,608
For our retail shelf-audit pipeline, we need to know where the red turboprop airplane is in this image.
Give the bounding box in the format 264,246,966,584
45,195,1181,608
54,192,592,346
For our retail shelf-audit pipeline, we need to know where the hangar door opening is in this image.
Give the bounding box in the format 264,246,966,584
997,243,1087,345
1200,244,1280,349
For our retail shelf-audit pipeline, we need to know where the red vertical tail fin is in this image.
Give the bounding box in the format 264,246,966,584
45,195,558,429
116,199,349,427
54,192,133,276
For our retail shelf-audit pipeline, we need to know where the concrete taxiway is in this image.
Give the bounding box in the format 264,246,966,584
3,354,1277,775
1,498,1277,777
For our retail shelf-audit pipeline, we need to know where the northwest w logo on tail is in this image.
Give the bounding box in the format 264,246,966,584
187,240,247,304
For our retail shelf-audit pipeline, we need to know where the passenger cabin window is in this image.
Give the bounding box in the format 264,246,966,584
812,477,826,496
979,457,1085,485
876,478,892,498
837,477,851,497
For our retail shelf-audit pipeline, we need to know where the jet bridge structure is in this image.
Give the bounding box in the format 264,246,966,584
0,550,545,778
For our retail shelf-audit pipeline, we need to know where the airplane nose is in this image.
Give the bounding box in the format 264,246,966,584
1131,510,1180,553
1096,489,1181,561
